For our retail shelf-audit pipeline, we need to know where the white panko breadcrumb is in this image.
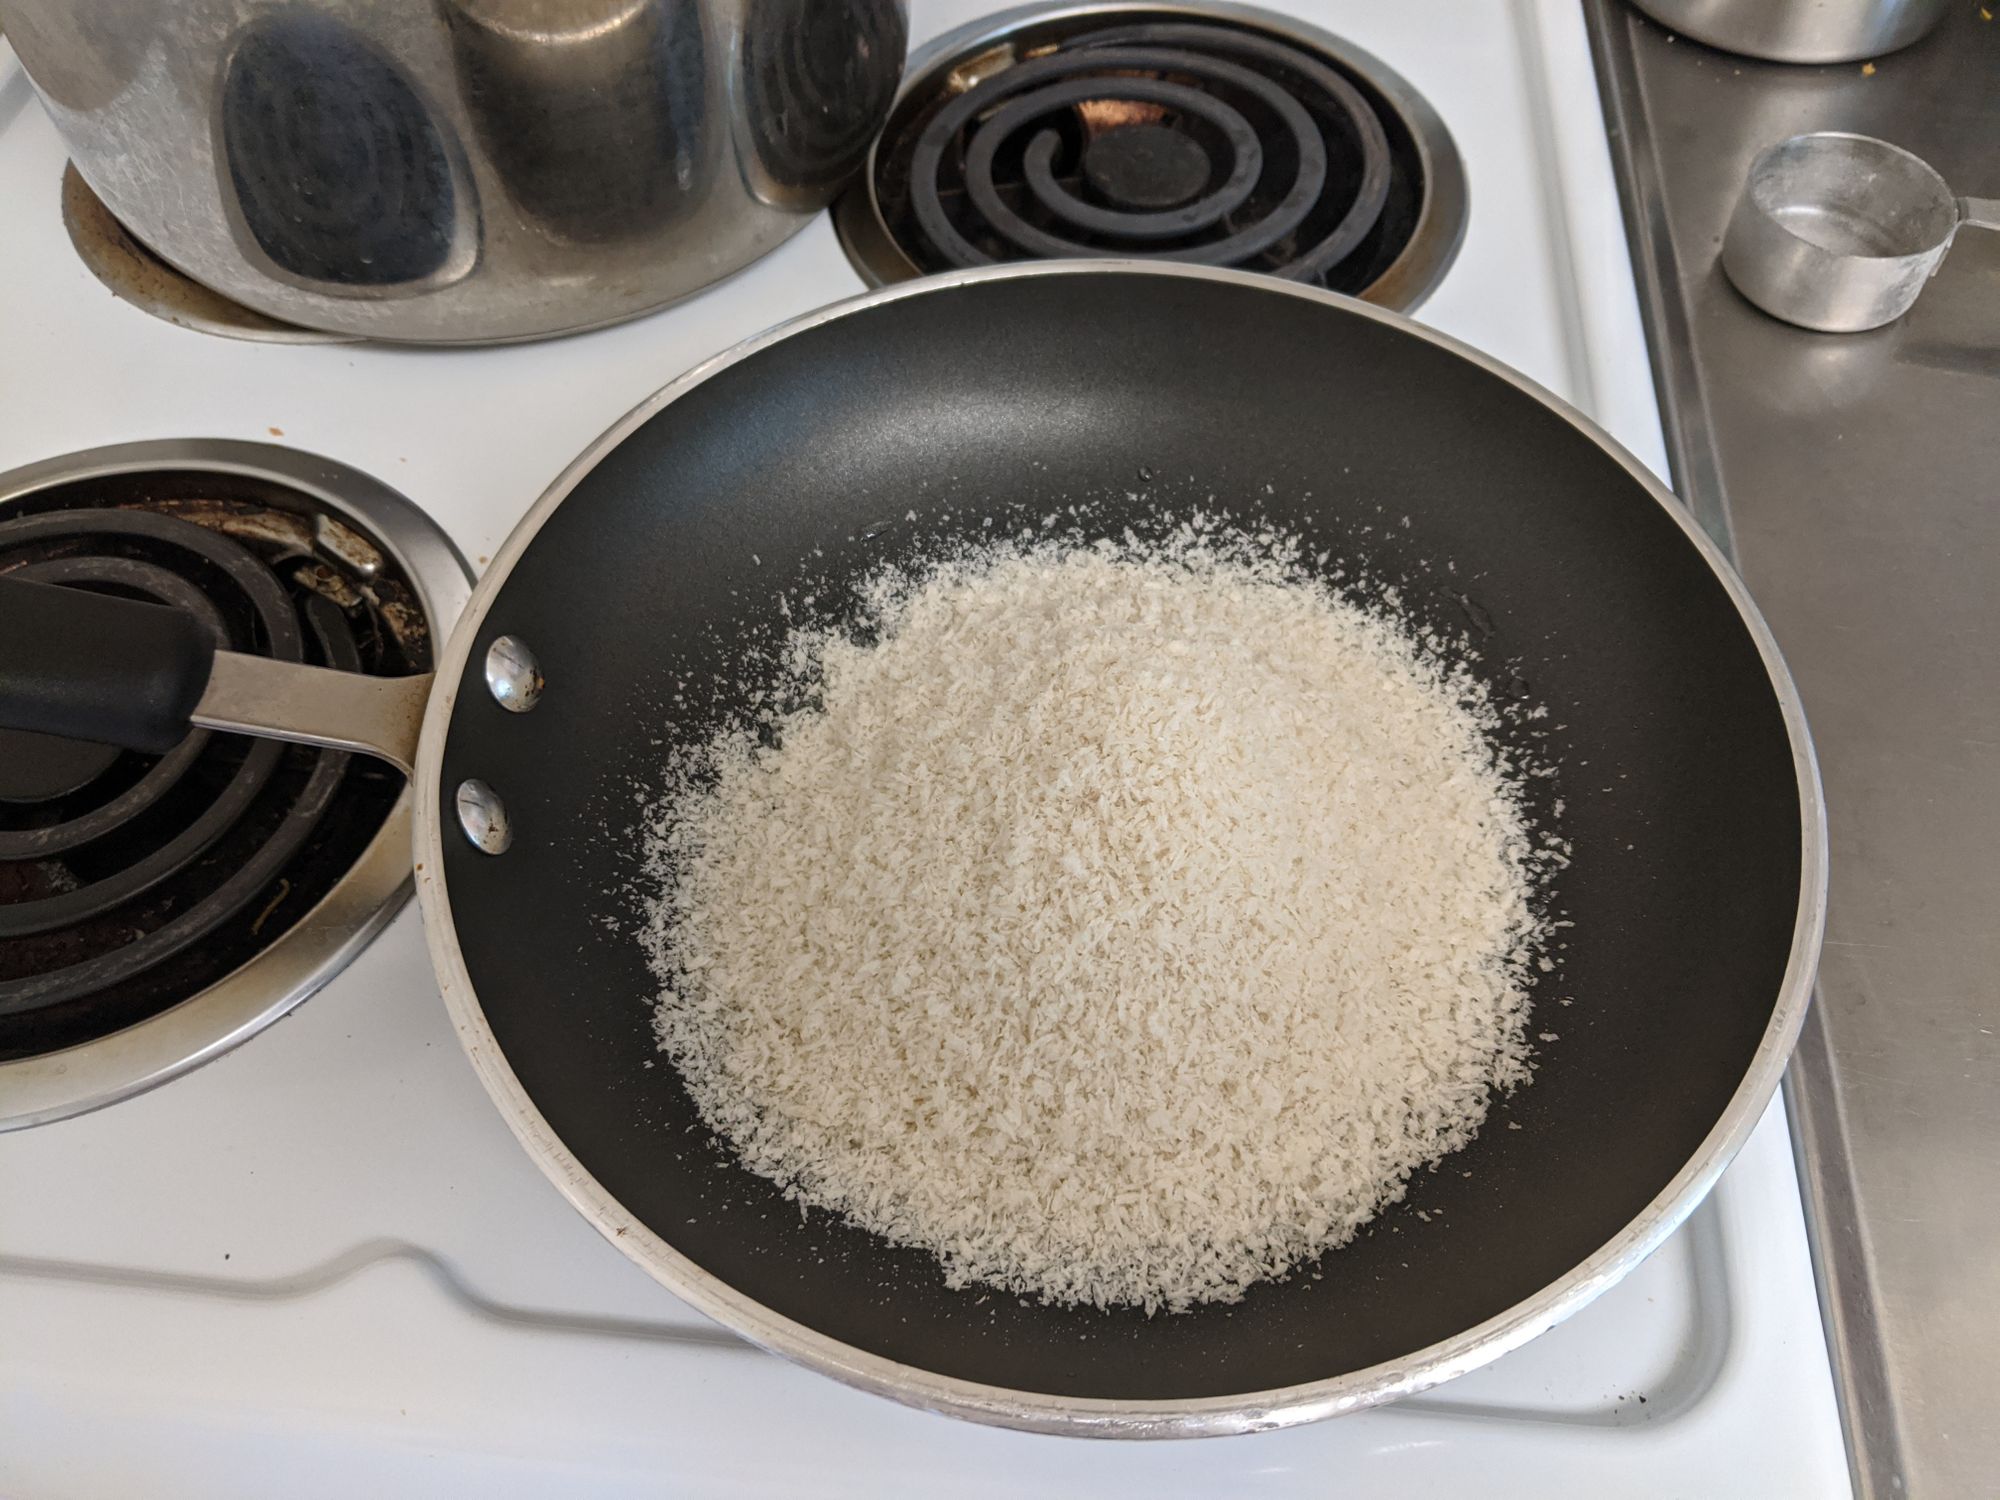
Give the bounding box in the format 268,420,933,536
642,526,1545,1313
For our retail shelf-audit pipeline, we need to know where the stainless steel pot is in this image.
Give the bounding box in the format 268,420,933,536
1627,0,1947,63
0,0,907,342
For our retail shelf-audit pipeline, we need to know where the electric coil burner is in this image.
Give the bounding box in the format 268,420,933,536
835,3,1467,310
0,441,469,1127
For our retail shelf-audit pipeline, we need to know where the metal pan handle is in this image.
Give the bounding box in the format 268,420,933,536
0,573,428,776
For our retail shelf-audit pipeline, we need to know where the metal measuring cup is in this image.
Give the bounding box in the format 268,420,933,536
1722,132,2000,332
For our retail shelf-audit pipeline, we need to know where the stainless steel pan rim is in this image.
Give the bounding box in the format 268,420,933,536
415,260,1828,1437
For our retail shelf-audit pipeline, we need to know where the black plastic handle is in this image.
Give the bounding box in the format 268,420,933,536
0,575,217,753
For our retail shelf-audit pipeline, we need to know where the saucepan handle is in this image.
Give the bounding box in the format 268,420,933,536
0,574,213,751
0,574,429,776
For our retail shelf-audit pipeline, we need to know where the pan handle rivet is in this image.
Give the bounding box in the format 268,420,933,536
455,779,512,855
485,635,544,713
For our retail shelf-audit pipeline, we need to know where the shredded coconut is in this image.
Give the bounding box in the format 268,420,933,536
642,521,1547,1313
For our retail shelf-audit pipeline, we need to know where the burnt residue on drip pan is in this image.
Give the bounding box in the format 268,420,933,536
60,164,356,344
0,441,470,1127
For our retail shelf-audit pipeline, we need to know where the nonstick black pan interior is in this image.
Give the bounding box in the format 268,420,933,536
434,270,1805,1403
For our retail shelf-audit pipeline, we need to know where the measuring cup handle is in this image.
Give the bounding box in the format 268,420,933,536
1958,197,2000,233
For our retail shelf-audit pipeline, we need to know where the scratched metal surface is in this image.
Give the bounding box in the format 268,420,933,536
1588,6,2000,1495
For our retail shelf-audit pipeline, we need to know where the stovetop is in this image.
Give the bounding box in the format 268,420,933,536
1588,5,2000,1493
0,3,1848,1495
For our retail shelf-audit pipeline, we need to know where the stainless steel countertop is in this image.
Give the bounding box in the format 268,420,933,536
1587,7,2000,1496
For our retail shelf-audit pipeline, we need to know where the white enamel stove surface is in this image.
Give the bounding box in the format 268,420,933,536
0,4,1848,1495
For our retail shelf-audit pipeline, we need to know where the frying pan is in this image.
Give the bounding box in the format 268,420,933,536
0,264,1824,1436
